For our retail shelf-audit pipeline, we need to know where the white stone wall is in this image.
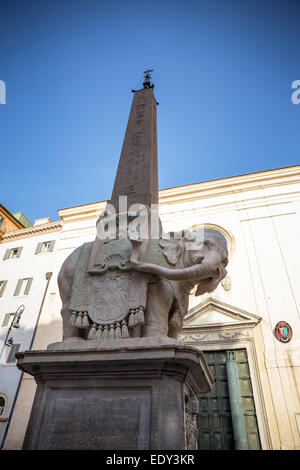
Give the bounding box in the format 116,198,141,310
0,223,62,447
2,166,300,449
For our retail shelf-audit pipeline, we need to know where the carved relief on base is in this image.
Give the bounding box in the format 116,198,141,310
184,389,199,450
180,329,252,344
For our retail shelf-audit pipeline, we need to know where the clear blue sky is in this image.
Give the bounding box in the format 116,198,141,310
1,0,299,222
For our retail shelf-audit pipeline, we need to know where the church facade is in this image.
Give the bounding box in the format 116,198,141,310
1,165,300,450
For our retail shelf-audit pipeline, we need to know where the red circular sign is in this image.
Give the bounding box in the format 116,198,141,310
274,321,293,343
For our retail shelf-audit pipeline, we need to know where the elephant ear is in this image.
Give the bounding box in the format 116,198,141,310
159,232,184,265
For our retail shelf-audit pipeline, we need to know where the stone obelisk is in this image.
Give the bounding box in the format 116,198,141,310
110,85,158,210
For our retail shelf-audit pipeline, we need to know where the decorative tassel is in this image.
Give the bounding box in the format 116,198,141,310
108,324,115,340
87,324,97,340
81,313,90,328
96,325,103,341
128,310,135,328
121,320,129,338
75,313,83,328
132,308,138,327
69,311,77,327
102,325,109,340
137,306,144,325
115,322,121,338
131,307,142,327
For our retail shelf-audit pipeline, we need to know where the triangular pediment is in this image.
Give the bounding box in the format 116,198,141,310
183,297,261,332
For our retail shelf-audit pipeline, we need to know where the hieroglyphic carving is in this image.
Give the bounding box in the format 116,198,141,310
125,93,146,195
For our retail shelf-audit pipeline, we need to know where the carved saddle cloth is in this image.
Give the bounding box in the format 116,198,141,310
69,241,149,339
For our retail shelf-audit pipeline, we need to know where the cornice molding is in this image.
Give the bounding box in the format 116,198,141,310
183,297,261,334
5,166,299,232
158,165,300,205
57,166,300,222
2,221,63,242
58,201,106,224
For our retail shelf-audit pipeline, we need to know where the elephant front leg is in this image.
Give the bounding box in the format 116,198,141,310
143,280,174,338
168,309,183,340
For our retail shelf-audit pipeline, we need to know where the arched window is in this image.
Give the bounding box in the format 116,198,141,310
0,397,5,416
188,223,235,259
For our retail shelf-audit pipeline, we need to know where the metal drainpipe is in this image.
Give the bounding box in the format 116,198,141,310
226,350,249,450
0,272,53,449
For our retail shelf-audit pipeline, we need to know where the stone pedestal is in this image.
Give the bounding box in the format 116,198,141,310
16,339,213,450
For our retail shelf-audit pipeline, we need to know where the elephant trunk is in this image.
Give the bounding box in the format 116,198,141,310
130,254,218,281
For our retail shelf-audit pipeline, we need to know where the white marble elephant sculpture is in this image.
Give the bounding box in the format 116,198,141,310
57,228,228,342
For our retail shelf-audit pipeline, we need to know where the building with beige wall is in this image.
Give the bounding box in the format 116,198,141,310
1,165,300,450
0,217,62,448
0,205,31,243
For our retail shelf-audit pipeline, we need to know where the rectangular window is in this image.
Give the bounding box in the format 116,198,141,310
1,313,14,327
35,240,55,254
0,280,7,297
0,397,5,416
14,277,33,296
6,343,21,364
3,247,23,260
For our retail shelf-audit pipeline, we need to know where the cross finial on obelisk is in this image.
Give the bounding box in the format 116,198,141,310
143,69,154,89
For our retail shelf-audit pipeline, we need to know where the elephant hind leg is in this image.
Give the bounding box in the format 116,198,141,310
168,309,183,340
58,245,85,341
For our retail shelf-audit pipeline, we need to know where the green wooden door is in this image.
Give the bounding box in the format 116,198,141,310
197,349,261,450
197,350,234,449
235,349,261,449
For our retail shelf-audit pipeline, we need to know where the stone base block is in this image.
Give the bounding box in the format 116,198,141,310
16,343,213,450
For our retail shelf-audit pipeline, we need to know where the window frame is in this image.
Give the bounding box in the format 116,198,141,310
0,392,9,421
1,312,15,328
13,277,33,297
35,240,55,255
4,342,22,366
0,280,8,297
3,246,23,260
0,396,5,416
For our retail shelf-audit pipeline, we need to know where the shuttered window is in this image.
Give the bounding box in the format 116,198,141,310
0,397,5,416
3,247,23,260
13,278,33,296
35,240,55,254
0,280,7,297
6,343,21,364
1,313,14,327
